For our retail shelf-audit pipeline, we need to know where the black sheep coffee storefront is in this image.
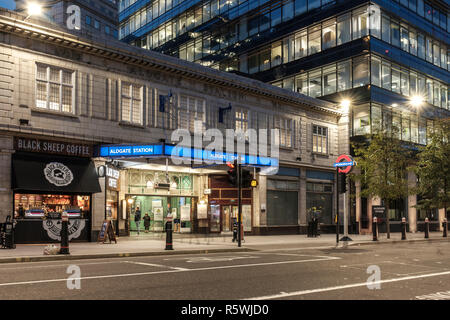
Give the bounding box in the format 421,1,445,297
12,137,101,243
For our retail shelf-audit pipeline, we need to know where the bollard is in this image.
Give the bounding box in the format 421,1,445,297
443,218,448,238
424,217,429,239
59,212,70,255
372,217,378,241
165,218,173,250
401,217,407,240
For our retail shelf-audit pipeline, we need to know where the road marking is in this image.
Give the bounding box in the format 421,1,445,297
244,270,450,300
416,290,450,300
0,256,340,288
122,261,188,271
0,261,122,271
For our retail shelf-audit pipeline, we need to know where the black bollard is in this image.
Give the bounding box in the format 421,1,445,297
401,217,407,240
372,217,378,241
165,218,173,250
424,217,429,239
59,212,70,255
443,218,447,238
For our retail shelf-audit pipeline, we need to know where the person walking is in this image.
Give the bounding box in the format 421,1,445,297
143,213,151,233
134,207,142,235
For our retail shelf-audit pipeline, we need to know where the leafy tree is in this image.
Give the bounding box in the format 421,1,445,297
350,127,412,238
414,119,450,220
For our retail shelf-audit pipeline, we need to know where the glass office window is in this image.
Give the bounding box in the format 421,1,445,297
426,79,433,104
211,0,219,16
400,26,409,52
271,7,282,26
409,0,417,11
371,104,382,132
440,86,447,109
352,9,369,39
424,3,432,21
433,42,440,66
369,4,381,38
248,16,259,36
283,36,295,63
353,104,370,135
391,20,400,47
260,11,270,31
296,74,308,95
426,37,433,63
248,54,258,74
259,49,271,71
308,0,320,10
283,77,295,91
417,0,424,16
371,56,381,87
409,71,417,96
392,113,401,139
352,56,369,87
309,70,322,98
294,30,307,59
295,0,307,16
282,0,294,21
400,0,408,7
337,61,351,91
441,48,447,69
337,13,351,45
419,118,426,145
271,42,282,67
402,116,410,142
381,15,390,42
391,65,401,94
409,29,417,56
322,19,336,50
323,65,336,95
417,34,425,59
308,26,321,55
433,82,440,106
382,62,391,90
400,69,409,96
418,75,426,97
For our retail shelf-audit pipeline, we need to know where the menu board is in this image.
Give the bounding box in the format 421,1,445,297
197,203,208,219
180,205,191,221
153,207,163,221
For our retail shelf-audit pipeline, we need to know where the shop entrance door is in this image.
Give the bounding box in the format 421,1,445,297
222,206,231,232
210,204,221,233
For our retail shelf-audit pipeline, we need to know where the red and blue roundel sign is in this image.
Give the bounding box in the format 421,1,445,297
334,154,355,174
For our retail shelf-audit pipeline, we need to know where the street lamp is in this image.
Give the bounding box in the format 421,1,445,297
340,99,351,114
410,95,424,108
26,2,42,20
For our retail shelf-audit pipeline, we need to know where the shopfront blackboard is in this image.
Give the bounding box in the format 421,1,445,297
97,220,117,243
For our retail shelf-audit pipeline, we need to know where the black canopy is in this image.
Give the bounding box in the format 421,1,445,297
12,153,101,193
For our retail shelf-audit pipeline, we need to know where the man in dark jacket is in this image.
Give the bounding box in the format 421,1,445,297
134,207,141,235
143,213,151,233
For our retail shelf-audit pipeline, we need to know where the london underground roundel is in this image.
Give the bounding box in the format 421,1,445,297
333,154,355,174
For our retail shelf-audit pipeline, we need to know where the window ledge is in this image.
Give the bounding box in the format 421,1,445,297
119,121,145,129
280,146,294,151
31,107,78,119
312,152,329,158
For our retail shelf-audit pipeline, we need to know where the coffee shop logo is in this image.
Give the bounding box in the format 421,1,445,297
43,219,85,241
44,162,74,187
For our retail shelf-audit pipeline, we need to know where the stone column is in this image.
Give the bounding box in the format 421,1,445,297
91,159,106,240
407,171,417,233
299,168,307,227
0,136,13,221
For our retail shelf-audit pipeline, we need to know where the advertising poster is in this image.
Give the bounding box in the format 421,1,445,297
197,203,208,219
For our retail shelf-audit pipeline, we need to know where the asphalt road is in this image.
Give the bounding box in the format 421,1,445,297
0,241,450,301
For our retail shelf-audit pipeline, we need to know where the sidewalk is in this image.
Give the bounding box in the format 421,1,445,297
0,232,448,263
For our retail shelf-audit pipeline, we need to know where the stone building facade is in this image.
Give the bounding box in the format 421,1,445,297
0,8,347,242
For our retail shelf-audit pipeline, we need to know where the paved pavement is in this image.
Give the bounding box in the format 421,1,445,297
0,231,448,263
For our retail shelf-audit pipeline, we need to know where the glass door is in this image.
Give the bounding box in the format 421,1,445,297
210,204,221,232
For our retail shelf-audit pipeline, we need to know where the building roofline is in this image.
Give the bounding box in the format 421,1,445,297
0,8,341,117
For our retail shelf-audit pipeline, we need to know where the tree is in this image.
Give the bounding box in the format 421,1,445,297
350,127,412,239
414,119,450,220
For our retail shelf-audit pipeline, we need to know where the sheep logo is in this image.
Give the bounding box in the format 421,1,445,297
44,162,74,187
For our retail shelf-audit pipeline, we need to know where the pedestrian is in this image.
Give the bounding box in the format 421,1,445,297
134,207,141,235
143,212,151,233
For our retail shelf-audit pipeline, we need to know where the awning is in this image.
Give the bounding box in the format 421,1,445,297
12,153,101,193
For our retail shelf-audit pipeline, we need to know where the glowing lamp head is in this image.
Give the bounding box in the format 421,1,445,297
340,99,351,113
411,95,424,107
27,3,42,16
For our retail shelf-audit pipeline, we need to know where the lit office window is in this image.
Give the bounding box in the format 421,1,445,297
353,104,370,135
337,61,351,91
352,56,369,88
235,108,249,132
322,19,336,50
308,25,321,55
36,64,74,113
308,70,322,98
337,13,351,45
322,65,336,95
352,9,368,39
274,116,292,148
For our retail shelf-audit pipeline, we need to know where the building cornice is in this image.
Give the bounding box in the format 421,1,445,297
0,9,341,117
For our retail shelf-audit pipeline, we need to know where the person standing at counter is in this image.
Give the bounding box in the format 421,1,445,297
134,207,142,235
